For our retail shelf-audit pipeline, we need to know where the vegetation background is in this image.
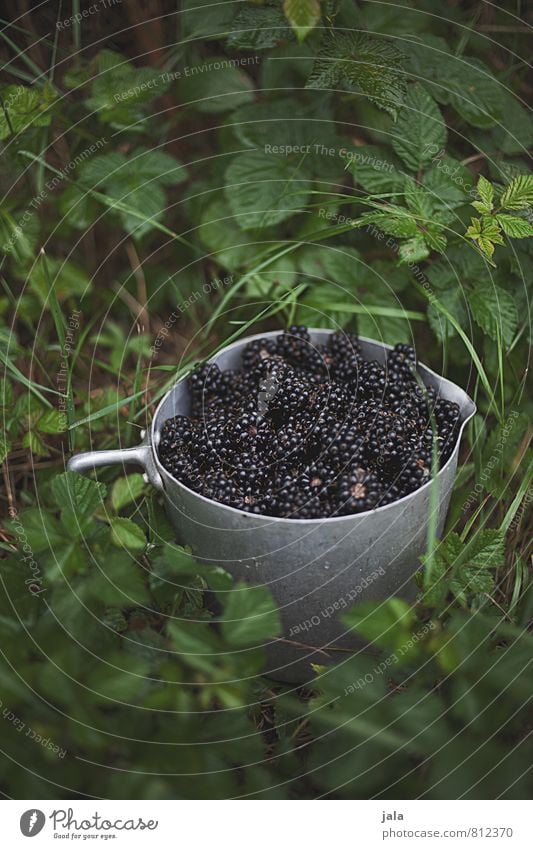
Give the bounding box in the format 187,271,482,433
0,0,531,799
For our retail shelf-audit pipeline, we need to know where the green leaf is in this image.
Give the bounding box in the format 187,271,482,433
451,567,494,600
221,582,281,647
423,155,473,207
182,0,238,41
176,59,255,113
392,84,447,171
283,0,321,43
52,471,106,518
110,474,146,512
227,6,292,51
36,409,66,434
355,209,419,238
29,257,91,301
167,620,218,673
398,235,430,264
22,429,49,456
428,286,467,342
198,197,266,270
349,144,404,192
469,281,518,347
446,58,504,129
468,529,505,568
86,51,170,127
342,598,416,651
297,244,362,283
225,150,311,229
306,32,407,118
500,175,533,210
465,215,504,261
78,148,186,237
109,517,146,551
86,654,149,704
495,214,533,238
476,175,494,211
0,83,55,140
7,507,66,553
151,543,232,594
85,551,149,606
491,96,533,155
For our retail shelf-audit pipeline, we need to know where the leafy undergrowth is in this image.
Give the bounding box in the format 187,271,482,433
0,1,531,799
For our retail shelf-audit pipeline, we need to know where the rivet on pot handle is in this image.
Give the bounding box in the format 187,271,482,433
67,435,164,491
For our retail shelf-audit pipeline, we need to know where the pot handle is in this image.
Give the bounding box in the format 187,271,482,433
67,439,164,491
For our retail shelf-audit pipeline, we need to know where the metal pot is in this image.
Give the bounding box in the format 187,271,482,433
67,330,475,683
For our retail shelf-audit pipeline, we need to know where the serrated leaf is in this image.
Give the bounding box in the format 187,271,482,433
495,214,533,238
22,429,49,456
78,147,186,237
428,286,467,342
86,551,149,606
182,0,238,41
500,175,533,210
423,155,471,207
392,84,446,171
355,208,419,238
36,409,66,434
469,282,518,347
451,567,494,599
227,6,292,51
221,582,281,647
349,144,404,192
476,175,494,210
283,0,321,42
465,215,504,261
110,474,146,512
225,150,311,229
0,83,55,140
468,529,505,568
52,471,106,518
398,235,430,264
109,517,146,551
306,32,406,118
447,58,503,129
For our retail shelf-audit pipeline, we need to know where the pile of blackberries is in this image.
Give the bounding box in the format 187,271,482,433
158,327,461,518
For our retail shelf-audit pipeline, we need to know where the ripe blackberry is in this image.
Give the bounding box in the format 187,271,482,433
337,468,382,514
241,337,277,371
396,451,432,496
274,325,311,367
386,343,417,383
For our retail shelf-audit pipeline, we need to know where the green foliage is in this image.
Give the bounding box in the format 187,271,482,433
466,174,533,262
0,0,531,802
307,31,407,118
283,0,322,43
391,84,447,171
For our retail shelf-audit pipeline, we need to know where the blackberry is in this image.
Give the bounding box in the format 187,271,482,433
387,343,417,383
241,337,277,371
157,326,462,518
337,468,382,514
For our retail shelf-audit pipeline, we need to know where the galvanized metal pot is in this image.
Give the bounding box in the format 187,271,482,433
67,330,475,683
